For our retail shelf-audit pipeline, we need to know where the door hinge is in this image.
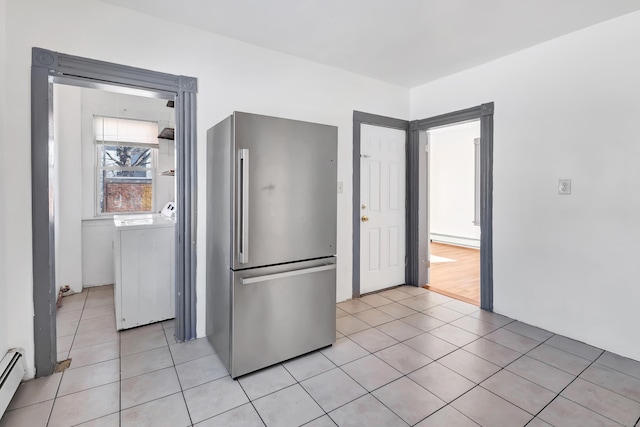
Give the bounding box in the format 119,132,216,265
425,144,430,153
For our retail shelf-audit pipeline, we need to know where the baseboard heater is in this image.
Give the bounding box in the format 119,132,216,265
0,349,26,416
431,233,480,249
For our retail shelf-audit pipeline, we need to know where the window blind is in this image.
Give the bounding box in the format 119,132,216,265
94,116,159,146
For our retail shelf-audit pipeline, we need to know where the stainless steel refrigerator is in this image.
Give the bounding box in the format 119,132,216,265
206,112,337,378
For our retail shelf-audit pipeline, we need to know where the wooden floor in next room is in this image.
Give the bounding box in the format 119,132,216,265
426,242,480,306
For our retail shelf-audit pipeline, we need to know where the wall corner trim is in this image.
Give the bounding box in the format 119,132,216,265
179,76,198,93
481,102,495,116
32,48,59,69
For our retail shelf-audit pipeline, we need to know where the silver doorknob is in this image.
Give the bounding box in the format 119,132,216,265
361,215,369,222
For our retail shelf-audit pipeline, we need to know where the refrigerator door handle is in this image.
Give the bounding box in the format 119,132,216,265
240,264,336,285
238,149,249,264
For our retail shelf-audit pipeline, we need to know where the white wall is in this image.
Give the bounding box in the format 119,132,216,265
81,220,116,287
411,11,640,361
0,0,9,359
54,84,84,293
3,0,408,376
429,121,480,247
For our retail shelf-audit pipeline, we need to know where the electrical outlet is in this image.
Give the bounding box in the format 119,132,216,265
337,181,343,193
558,179,572,195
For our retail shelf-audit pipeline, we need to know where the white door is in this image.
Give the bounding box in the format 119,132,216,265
360,124,406,294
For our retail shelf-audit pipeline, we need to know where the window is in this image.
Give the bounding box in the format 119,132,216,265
94,116,159,215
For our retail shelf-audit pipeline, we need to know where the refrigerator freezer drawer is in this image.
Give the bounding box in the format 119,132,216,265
230,260,336,378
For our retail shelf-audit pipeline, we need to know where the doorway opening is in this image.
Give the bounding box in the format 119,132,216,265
413,103,494,311
31,48,198,377
53,83,177,367
424,120,481,306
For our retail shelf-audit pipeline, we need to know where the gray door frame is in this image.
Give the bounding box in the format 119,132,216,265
31,47,198,377
352,111,410,298
411,103,495,310
353,104,494,310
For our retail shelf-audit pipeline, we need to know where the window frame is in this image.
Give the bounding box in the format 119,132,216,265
93,116,160,217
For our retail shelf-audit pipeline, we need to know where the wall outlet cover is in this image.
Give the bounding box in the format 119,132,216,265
558,179,572,195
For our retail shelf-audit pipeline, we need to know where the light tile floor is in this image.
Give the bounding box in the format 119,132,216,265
2,285,640,426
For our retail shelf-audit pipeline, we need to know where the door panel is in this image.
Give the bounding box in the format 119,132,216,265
360,124,406,294
389,227,399,266
232,113,337,270
368,229,380,270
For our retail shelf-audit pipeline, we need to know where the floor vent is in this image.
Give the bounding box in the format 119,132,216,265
0,349,26,416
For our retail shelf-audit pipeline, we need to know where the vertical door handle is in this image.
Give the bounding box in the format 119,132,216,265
238,149,249,263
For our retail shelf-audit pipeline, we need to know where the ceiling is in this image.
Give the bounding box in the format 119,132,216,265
100,0,640,88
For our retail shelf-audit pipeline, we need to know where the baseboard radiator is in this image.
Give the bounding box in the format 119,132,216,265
0,349,26,416
431,233,480,249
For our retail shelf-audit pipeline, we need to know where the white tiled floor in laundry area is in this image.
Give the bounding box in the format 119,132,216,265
2,284,640,426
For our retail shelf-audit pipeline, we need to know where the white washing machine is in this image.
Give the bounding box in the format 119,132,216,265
114,213,176,330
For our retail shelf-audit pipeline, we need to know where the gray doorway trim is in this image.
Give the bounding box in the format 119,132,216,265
411,102,494,310
31,47,198,376
352,111,409,298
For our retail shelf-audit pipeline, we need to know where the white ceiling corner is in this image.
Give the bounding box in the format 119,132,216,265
99,0,640,88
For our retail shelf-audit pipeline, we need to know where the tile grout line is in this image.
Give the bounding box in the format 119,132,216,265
55,291,119,426
61,292,89,361
522,348,622,425
152,323,195,427
337,293,504,425
341,287,590,427
468,334,562,420
333,356,442,426
234,367,271,427
277,364,330,425
411,327,542,423
283,347,420,426
592,359,640,382
48,291,90,427
389,310,551,426
546,351,640,426
466,326,638,425
572,365,640,406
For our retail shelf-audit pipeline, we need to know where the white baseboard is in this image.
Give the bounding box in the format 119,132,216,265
430,233,480,249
